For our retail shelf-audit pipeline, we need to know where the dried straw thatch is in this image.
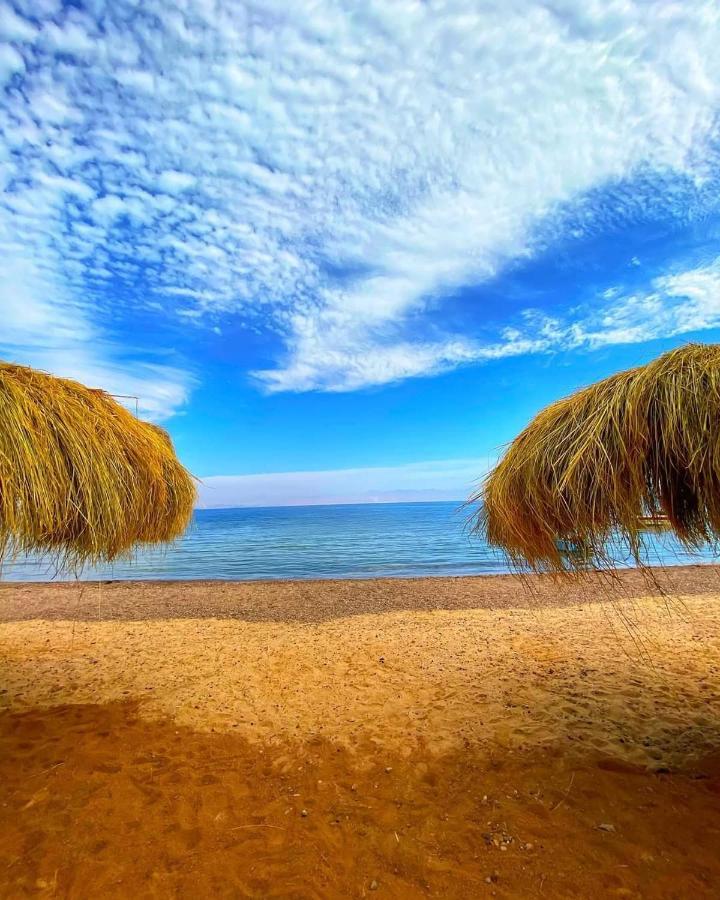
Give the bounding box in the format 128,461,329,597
471,343,720,574
0,361,195,571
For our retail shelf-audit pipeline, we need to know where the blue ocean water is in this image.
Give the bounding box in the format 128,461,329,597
2,501,719,582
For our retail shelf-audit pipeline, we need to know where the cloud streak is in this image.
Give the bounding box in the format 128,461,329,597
0,257,193,420
469,256,720,364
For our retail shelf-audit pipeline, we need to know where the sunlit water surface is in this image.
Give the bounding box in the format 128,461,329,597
3,501,719,582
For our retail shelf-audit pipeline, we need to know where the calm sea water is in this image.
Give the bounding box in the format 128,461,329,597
3,501,719,582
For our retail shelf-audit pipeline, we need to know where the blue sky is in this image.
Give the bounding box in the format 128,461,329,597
2,0,720,506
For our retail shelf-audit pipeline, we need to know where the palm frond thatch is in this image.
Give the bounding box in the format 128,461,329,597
0,361,195,571
471,343,720,574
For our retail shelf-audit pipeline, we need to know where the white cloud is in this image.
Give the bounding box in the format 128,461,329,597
114,67,154,92
24,347,194,422
40,20,95,56
1,0,720,395
197,458,491,508
579,259,720,347
471,257,720,360
0,4,36,42
91,194,128,223
0,257,193,421
157,169,196,194
0,42,23,84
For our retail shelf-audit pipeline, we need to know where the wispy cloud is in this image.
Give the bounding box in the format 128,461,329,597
1,1,720,396
0,256,193,420
197,458,491,508
495,256,720,358
584,260,720,347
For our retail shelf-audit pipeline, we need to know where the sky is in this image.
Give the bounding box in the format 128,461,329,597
2,0,720,507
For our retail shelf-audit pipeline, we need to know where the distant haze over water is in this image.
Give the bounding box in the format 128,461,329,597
3,502,719,583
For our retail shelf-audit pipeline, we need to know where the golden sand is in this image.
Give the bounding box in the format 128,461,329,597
2,570,720,897
2,597,720,764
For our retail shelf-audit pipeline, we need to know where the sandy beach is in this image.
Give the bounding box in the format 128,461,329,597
2,566,720,898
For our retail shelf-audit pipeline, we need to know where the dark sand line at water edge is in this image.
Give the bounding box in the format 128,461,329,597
2,563,720,623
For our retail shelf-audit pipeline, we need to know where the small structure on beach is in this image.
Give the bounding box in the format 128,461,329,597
471,343,720,574
0,361,195,572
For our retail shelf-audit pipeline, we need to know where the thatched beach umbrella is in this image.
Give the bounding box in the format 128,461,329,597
471,343,720,574
0,361,195,572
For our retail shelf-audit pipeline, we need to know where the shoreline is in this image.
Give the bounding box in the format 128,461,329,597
1,562,719,624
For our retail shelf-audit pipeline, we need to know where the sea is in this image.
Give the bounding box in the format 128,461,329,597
3,500,719,582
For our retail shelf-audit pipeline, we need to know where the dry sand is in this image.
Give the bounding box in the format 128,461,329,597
1,566,720,897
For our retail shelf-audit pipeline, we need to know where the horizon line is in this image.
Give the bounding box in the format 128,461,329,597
194,497,469,512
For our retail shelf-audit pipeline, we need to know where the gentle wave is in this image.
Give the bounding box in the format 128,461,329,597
2,501,719,582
